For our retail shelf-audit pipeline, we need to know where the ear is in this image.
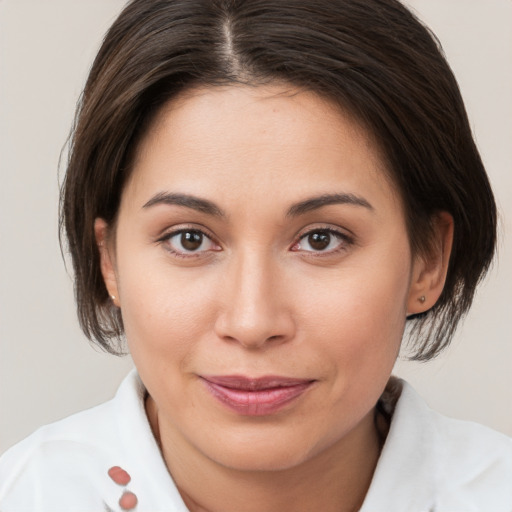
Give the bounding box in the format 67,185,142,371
94,218,120,307
407,212,454,315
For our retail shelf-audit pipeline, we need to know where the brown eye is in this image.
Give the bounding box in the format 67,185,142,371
292,228,352,254
164,229,219,256
308,232,331,251
181,231,203,251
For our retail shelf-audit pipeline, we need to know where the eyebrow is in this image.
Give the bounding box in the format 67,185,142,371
286,193,374,217
142,192,226,217
142,191,373,218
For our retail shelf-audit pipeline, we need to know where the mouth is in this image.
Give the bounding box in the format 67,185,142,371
200,375,316,416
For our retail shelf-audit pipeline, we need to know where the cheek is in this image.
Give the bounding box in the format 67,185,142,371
115,250,220,370
294,258,409,431
297,252,410,375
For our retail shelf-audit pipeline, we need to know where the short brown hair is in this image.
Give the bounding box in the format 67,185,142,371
60,0,497,360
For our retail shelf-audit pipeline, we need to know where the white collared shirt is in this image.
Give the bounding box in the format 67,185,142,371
1,370,511,511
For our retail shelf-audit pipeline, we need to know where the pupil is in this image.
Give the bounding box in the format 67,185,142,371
308,232,330,250
181,231,203,251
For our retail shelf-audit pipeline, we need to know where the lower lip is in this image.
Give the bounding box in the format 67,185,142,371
201,379,314,416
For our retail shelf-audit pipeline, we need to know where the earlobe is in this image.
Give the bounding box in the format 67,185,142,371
407,212,454,315
94,218,120,307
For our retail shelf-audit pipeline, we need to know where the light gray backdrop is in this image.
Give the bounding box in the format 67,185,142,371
1,0,511,454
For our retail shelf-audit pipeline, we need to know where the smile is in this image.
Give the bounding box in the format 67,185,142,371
200,375,315,416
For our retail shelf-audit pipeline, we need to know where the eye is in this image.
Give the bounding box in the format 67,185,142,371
292,228,352,254
161,229,220,256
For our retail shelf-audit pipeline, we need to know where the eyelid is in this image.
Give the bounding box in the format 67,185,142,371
156,224,221,257
291,225,355,254
156,223,217,242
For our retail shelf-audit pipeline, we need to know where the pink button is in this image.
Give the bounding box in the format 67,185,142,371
108,466,131,486
119,491,138,510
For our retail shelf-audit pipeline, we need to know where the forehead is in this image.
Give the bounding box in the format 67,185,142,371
125,84,401,214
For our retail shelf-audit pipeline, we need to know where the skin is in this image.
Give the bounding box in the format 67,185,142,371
96,85,452,512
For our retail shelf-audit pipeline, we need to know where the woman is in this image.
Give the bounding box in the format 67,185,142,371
0,0,510,510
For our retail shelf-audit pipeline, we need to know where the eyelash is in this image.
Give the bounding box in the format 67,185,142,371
156,227,220,259
156,225,354,259
292,227,355,256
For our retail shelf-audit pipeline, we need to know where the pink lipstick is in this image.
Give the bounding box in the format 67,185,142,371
201,375,315,416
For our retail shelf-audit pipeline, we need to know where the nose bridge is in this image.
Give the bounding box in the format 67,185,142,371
215,246,293,348
234,248,273,319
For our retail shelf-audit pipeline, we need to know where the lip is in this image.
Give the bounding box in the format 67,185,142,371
200,375,315,416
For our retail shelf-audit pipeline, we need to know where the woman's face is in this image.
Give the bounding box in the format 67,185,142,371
99,85,424,471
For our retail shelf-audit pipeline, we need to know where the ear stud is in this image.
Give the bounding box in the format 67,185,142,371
419,295,426,303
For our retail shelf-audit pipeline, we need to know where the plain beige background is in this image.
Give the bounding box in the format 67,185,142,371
0,0,511,455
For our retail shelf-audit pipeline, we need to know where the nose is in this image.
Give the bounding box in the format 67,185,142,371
213,250,296,350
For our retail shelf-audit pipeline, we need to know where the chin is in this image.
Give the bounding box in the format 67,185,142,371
212,446,311,473
195,427,324,472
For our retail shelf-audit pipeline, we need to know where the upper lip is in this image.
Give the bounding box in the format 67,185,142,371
201,375,315,391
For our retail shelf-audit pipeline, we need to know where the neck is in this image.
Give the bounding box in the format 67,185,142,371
146,396,383,512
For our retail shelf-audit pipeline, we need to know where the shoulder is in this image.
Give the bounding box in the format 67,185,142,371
0,370,143,511
0,370,133,467
399,381,512,478
428,399,512,509
362,379,512,512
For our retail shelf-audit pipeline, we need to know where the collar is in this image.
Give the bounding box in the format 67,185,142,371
360,379,438,511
